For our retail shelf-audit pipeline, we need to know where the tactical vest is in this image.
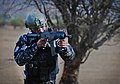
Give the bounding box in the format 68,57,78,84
25,35,58,82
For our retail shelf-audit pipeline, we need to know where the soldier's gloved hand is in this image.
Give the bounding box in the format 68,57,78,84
37,38,47,48
58,38,69,48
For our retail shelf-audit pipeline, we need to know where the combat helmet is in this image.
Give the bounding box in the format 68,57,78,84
25,12,48,30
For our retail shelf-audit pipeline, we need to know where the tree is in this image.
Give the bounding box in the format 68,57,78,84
2,0,120,83
49,0,120,84
51,0,120,84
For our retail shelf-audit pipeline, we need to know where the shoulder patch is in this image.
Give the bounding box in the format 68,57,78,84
14,46,20,52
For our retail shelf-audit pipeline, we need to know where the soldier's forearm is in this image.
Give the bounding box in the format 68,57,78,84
14,43,38,66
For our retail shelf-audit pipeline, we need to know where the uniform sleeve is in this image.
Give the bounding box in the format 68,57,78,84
14,35,38,66
58,44,75,61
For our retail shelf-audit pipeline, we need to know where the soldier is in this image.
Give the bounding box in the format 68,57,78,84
14,12,75,84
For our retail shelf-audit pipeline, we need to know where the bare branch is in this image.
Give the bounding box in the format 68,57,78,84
40,0,56,29
81,48,94,64
33,0,43,13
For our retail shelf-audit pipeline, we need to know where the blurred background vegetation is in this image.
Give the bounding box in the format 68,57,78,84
0,14,24,29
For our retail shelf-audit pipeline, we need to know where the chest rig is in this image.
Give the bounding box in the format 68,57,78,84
25,35,57,81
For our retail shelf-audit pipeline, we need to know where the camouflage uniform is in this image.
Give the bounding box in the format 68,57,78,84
14,33,75,84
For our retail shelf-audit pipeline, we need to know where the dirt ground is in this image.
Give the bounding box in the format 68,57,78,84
0,26,120,84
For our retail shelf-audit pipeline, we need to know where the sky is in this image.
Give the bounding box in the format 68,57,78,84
0,0,36,17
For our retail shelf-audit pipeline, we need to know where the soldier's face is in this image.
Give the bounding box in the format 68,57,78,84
31,26,47,34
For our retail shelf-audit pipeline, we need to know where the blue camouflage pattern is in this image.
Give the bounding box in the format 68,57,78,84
14,33,75,81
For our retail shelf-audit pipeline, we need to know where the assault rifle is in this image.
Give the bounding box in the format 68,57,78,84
27,30,71,56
